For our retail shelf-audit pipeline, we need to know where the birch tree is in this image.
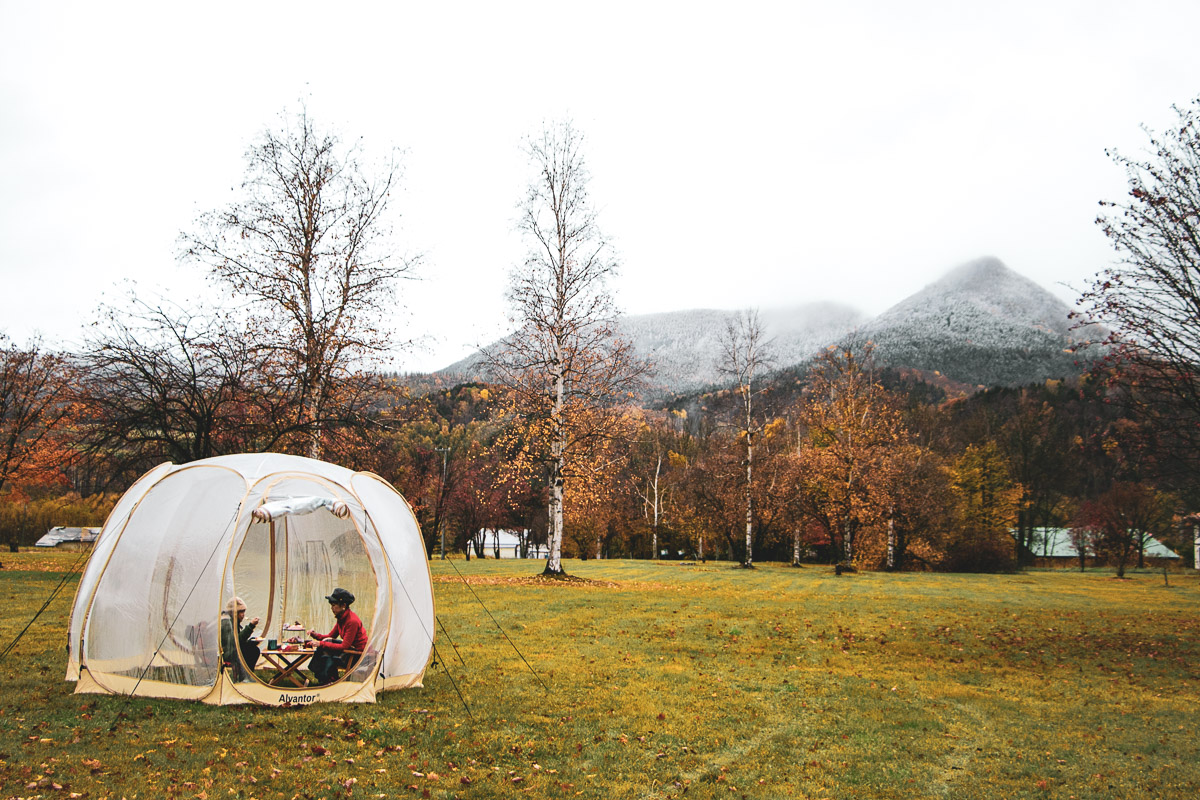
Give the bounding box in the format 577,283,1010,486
181,106,408,458
717,309,774,567
487,120,644,576
637,448,667,558
632,414,684,559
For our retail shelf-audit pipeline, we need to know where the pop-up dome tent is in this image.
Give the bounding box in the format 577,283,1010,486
65,453,434,705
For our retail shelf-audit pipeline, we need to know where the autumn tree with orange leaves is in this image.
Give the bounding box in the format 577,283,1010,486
793,346,950,570
0,335,87,550
0,336,76,496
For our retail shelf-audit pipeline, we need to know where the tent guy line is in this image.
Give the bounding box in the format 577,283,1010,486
436,615,467,666
443,555,551,698
373,536,475,722
0,545,90,664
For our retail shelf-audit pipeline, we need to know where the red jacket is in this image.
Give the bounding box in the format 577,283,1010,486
313,608,367,653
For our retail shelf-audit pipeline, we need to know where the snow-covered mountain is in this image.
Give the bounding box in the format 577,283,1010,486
439,303,865,395
843,256,1096,387
621,304,866,394
437,257,1098,395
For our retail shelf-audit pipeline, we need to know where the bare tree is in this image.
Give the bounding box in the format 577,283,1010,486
1079,97,1200,481
181,106,409,458
77,296,273,469
717,309,775,568
487,120,644,576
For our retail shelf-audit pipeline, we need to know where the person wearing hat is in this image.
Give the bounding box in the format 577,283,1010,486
220,597,261,681
308,587,368,685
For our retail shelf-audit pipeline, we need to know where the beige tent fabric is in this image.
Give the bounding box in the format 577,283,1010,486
65,453,435,706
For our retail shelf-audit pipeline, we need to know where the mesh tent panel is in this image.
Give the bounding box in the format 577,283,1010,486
83,466,245,691
67,462,173,679
352,473,434,681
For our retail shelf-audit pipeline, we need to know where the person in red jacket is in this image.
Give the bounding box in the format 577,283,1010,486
308,588,368,685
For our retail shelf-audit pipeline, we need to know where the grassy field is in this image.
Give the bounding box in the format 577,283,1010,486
1,551,1198,799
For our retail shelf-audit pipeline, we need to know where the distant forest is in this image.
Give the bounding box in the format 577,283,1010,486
2,341,1194,576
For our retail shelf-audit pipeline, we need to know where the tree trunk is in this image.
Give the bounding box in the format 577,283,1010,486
650,455,661,559
304,348,326,461
743,426,754,567
886,514,896,571
546,469,564,574
545,364,567,576
791,529,802,567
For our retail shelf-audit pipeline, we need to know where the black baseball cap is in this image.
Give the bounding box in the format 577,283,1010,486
325,588,355,605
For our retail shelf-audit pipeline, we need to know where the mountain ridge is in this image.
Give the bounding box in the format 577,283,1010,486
438,257,1098,394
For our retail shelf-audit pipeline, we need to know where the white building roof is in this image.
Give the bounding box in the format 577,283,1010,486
1020,527,1179,559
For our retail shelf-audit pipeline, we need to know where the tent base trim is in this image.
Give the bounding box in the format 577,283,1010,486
377,671,425,691
75,668,213,700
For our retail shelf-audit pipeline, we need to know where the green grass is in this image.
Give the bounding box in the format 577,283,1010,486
2,551,1199,799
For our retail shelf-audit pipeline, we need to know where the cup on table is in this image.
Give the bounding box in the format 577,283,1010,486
267,638,278,651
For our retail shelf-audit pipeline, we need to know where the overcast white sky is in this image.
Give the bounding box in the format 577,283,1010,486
4,1,1200,372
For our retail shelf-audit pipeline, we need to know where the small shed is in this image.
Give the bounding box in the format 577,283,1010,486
35,527,102,550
